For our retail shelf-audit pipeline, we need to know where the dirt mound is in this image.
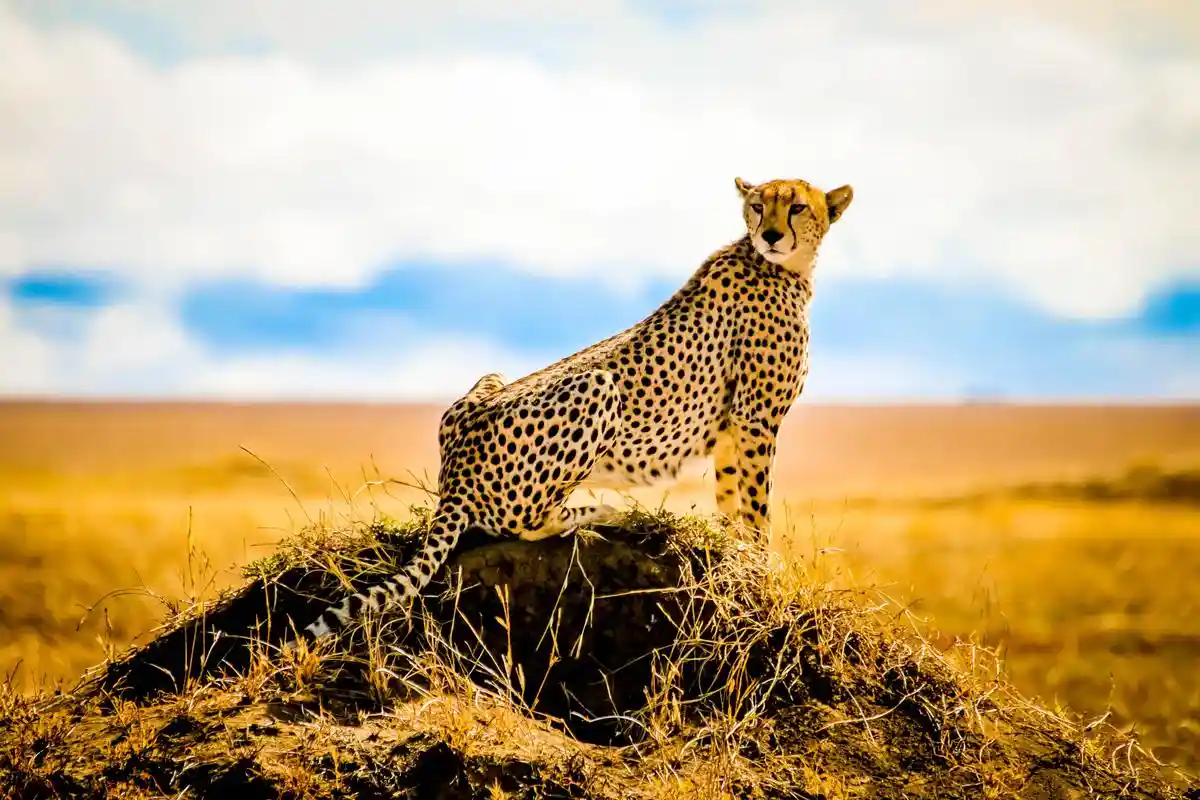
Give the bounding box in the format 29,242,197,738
71,509,711,744
2,509,1193,798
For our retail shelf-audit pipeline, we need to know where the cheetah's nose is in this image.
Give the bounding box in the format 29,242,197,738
762,229,783,246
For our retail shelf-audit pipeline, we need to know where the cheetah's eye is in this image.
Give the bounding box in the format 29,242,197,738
789,203,807,216
750,203,763,214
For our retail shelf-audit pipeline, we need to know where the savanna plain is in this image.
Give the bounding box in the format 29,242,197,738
1,400,1198,777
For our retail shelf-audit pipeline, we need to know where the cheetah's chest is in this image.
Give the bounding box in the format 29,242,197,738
588,272,810,488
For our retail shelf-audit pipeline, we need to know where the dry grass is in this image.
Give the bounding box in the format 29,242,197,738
785,492,1200,773
0,452,438,694
1,508,1192,798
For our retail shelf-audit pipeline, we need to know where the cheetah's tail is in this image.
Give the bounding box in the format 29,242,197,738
300,507,465,641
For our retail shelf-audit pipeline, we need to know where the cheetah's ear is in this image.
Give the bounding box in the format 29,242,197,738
825,185,854,223
734,177,755,199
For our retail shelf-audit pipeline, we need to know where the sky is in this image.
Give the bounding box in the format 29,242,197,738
0,0,1197,402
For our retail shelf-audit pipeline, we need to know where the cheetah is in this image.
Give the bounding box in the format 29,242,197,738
302,176,854,640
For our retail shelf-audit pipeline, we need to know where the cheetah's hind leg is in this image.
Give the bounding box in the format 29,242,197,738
519,504,620,542
505,368,623,543
439,372,507,449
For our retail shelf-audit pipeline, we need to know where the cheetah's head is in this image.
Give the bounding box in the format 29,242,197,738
734,177,853,271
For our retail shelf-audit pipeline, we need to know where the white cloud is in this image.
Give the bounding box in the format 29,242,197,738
0,2,1197,320
0,296,58,393
15,1,1199,62
0,293,545,400
187,340,546,402
9,0,640,64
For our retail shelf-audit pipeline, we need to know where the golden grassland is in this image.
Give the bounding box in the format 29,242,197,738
0,401,1198,775
10,508,1189,798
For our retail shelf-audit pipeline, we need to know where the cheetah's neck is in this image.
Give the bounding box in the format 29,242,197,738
730,235,815,296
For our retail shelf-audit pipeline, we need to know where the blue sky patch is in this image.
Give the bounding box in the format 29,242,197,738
7,272,121,308
8,261,1193,399
180,261,679,356
1137,279,1200,336
172,262,1198,399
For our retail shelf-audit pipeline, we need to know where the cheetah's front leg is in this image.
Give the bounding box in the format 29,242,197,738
713,428,742,518
729,416,778,539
